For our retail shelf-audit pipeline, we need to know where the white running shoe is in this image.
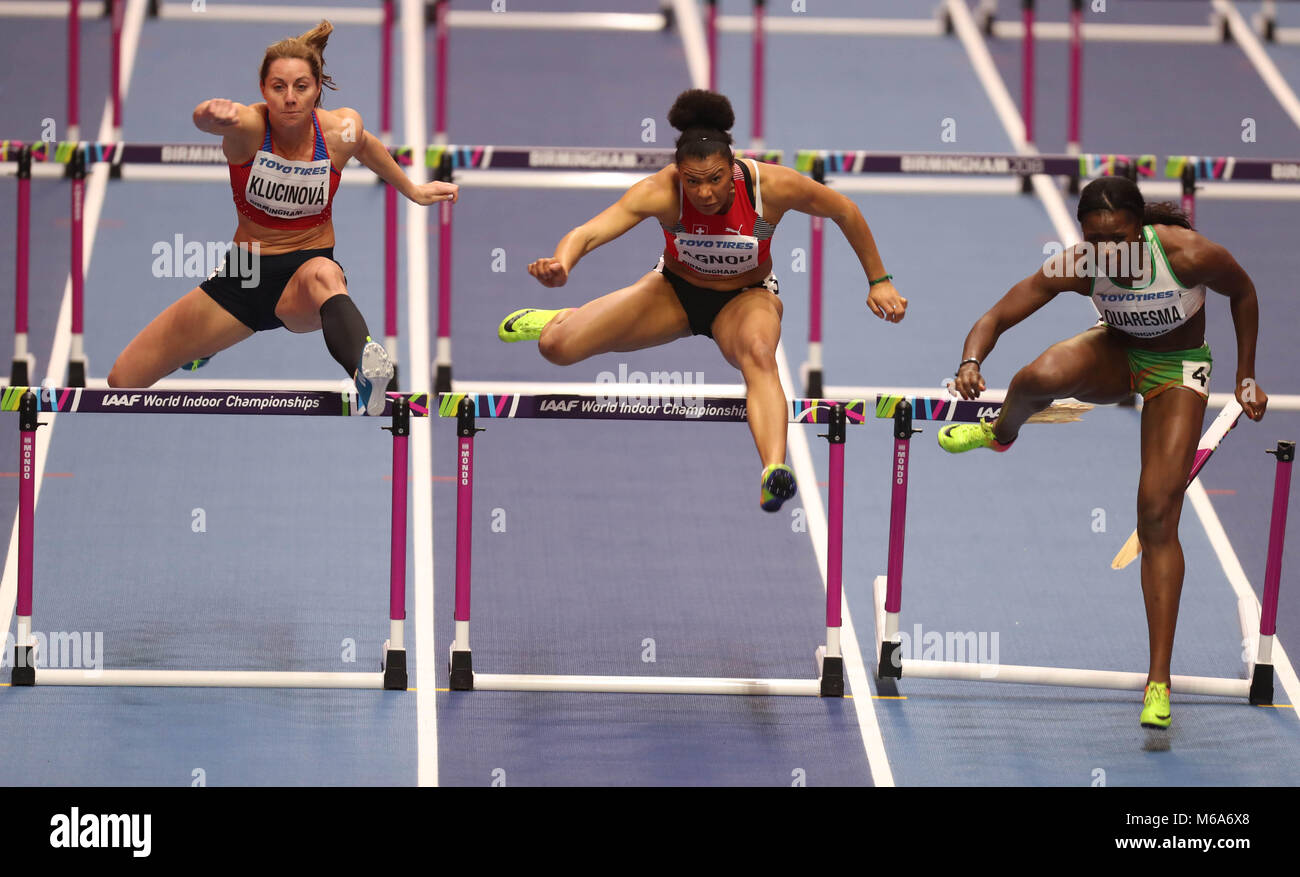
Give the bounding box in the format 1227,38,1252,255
355,339,395,416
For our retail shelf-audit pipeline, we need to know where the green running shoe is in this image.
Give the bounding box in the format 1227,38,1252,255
175,354,213,373
760,463,797,512
937,418,1015,454
1140,681,1171,729
498,308,561,342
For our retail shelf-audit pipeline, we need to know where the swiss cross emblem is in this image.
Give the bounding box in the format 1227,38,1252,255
693,225,708,234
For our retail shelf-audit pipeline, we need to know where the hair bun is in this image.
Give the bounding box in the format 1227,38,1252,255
667,89,735,134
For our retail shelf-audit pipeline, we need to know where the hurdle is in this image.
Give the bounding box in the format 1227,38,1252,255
869,395,1286,704
791,147,1300,397
792,148,1156,396
437,390,861,696
1163,155,1300,228
3,386,428,689
0,140,412,391
421,144,782,394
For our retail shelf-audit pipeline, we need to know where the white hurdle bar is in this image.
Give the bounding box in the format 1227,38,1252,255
34,669,387,688
872,576,1249,700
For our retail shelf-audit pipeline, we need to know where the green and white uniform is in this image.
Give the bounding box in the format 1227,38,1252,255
1091,225,1212,401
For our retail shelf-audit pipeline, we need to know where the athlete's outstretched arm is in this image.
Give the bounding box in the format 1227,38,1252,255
1169,231,1267,420
952,251,1084,400
331,111,459,206
529,171,675,288
193,99,264,162
759,163,905,322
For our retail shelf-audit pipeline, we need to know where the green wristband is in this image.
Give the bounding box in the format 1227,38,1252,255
869,273,893,287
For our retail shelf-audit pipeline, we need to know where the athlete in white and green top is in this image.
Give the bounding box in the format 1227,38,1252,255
940,176,1267,730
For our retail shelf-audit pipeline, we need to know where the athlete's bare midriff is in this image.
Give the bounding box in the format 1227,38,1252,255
660,254,775,292
232,214,335,255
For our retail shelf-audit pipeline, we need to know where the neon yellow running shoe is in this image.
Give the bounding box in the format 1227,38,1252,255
937,418,1015,454
760,463,797,512
498,308,561,342
1140,681,1171,729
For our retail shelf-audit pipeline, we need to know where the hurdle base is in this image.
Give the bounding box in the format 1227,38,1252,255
470,672,821,696
1249,663,1274,706
878,640,902,679
9,356,32,388
805,368,824,401
449,648,474,690
382,645,408,691
434,364,452,395
816,652,847,701
11,646,35,686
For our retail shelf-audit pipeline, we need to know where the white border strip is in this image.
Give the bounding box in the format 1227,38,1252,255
715,14,942,37
0,1,107,17
34,669,386,687
829,176,1022,195
80,376,354,391
678,0,894,788
157,3,383,24
472,673,821,696
9,168,1300,203
447,11,664,31
948,0,1299,723
152,4,666,30
991,20,1221,44
401,0,438,789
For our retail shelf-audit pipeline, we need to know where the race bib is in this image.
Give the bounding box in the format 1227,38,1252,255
673,233,759,277
244,150,331,220
1182,359,1211,395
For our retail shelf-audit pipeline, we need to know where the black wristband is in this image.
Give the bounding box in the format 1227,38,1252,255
957,358,980,373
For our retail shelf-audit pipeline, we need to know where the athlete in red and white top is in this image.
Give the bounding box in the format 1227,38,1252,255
498,90,906,511
107,20,456,415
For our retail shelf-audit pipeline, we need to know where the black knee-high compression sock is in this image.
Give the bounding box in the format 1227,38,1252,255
320,294,373,376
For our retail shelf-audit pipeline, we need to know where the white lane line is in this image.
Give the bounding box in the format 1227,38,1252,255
1216,0,1300,132
677,0,895,788
1,0,148,675
948,0,1300,722
401,0,438,788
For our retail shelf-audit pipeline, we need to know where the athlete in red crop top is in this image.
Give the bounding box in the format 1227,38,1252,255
497,90,907,512
106,20,457,415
